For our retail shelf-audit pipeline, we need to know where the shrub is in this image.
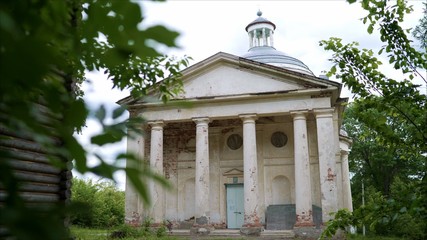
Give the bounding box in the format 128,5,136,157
71,178,125,228
321,180,426,240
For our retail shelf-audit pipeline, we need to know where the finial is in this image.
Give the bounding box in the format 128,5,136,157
257,9,262,17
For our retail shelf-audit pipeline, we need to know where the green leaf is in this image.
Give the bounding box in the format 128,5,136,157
143,25,179,47
112,106,126,119
91,132,121,145
63,99,88,128
330,65,337,75
367,25,374,34
95,105,106,122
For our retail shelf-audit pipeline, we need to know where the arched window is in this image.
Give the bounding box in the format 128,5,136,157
272,175,291,204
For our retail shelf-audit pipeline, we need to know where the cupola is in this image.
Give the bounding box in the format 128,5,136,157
242,11,314,76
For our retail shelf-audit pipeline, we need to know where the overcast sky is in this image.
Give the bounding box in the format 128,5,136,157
77,0,425,190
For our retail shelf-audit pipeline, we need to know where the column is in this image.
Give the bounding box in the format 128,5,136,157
193,117,211,225
314,108,338,222
149,121,164,223
291,110,314,227
240,114,262,230
125,126,145,225
340,136,353,212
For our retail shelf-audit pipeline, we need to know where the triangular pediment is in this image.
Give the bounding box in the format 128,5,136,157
175,52,339,99
223,168,244,176
118,52,341,105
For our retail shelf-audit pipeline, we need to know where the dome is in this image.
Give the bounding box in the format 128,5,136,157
245,10,276,32
242,46,314,75
241,11,314,76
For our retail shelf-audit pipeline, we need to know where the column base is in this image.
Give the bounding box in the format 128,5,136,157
293,226,322,239
294,221,316,228
195,216,209,225
190,225,214,235
240,226,263,236
295,212,315,228
191,216,213,235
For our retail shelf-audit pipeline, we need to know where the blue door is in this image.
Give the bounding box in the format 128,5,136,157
226,184,244,229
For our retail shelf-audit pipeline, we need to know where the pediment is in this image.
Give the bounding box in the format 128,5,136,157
118,52,341,105
178,64,306,99
223,168,243,176
174,52,338,100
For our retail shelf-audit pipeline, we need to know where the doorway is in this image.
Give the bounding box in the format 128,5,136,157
226,184,244,229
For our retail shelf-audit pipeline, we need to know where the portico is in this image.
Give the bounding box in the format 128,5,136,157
123,77,345,228
121,11,351,236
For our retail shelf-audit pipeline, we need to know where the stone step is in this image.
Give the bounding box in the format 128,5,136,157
211,229,241,236
261,230,295,238
169,229,190,236
169,229,295,238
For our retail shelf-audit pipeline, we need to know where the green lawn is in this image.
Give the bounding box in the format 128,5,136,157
70,226,110,240
347,234,407,240
70,226,185,240
70,226,407,240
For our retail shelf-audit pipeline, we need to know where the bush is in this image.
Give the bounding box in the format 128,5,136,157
109,219,169,239
321,179,426,240
71,178,125,228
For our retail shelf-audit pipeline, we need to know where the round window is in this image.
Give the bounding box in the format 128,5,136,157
271,131,288,148
227,134,243,150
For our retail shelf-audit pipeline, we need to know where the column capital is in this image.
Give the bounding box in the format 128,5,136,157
192,117,210,125
313,108,334,118
239,114,258,122
148,120,164,130
290,110,308,120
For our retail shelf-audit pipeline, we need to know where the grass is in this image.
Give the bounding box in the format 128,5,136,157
70,226,408,240
70,225,184,240
70,226,109,240
347,234,407,240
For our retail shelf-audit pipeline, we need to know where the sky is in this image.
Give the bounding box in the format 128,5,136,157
75,0,425,190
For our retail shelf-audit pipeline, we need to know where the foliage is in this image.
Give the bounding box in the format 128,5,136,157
321,180,426,240
109,219,167,239
321,209,357,239
343,102,424,199
413,2,427,50
71,178,125,228
70,225,180,240
319,0,427,239
0,0,190,239
341,103,426,239
70,226,109,240
347,235,408,240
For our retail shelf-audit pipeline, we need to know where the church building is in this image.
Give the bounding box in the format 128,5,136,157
120,11,352,235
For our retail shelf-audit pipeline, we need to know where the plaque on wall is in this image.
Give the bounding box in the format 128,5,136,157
271,131,288,148
227,134,243,150
265,204,295,230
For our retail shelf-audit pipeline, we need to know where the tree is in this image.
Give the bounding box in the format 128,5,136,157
0,1,190,239
319,0,427,238
337,101,426,238
343,100,424,198
413,2,427,50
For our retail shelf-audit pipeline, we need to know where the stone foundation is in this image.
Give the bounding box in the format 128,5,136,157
240,226,263,236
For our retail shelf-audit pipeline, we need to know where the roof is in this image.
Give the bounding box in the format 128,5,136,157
242,46,314,76
245,16,276,31
245,10,276,31
117,52,342,106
